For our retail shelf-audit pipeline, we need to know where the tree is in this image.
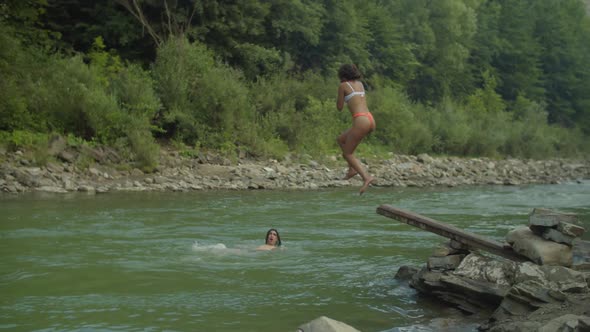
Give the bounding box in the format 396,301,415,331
533,0,590,132
400,0,479,102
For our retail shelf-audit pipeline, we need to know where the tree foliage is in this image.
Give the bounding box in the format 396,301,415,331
1,0,589,161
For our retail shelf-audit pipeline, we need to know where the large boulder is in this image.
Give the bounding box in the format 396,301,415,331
506,227,573,266
297,316,360,332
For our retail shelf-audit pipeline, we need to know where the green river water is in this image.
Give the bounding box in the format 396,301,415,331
1,181,589,332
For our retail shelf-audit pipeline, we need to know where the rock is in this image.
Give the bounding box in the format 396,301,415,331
449,239,471,251
96,186,109,193
506,227,573,266
542,228,576,246
427,254,465,271
47,135,67,156
35,186,68,193
410,267,444,293
297,316,360,332
508,280,560,307
45,162,64,173
529,208,578,227
77,185,96,194
521,263,583,291
394,265,420,280
432,243,467,256
417,153,434,164
89,167,101,177
443,273,510,302
557,222,586,238
453,254,515,286
57,150,76,163
538,314,589,332
537,265,588,293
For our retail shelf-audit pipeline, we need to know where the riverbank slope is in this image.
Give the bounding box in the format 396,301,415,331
1,144,589,194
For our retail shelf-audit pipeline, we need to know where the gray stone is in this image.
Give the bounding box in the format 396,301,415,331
508,280,558,306
427,254,465,271
529,225,548,236
539,265,588,293
538,314,586,332
506,227,573,266
529,208,578,227
542,228,576,246
77,185,96,193
410,268,444,292
57,150,76,163
297,316,360,332
449,239,471,250
557,222,585,238
47,135,67,156
96,186,109,193
432,244,457,257
45,162,64,173
35,186,68,193
394,265,420,280
439,274,510,305
454,254,516,286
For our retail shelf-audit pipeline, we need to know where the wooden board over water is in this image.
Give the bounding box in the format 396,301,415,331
376,204,529,262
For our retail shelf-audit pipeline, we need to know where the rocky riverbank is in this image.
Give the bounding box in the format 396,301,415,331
395,208,590,332
1,142,589,194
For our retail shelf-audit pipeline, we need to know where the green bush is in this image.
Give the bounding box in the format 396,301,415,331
152,37,256,153
370,85,433,154
248,72,344,158
0,23,47,132
0,130,48,151
428,98,472,155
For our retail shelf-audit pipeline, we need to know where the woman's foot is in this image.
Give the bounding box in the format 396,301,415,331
342,169,358,180
359,176,374,195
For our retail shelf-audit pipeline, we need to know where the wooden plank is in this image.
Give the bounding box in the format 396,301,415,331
376,204,528,262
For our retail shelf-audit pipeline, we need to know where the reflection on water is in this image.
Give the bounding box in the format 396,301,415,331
0,181,588,331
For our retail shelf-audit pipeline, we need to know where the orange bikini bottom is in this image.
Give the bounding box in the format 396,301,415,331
352,112,375,127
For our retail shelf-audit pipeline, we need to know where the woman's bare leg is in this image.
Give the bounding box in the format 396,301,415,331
342,168,358,180
337,129,358,180
339,126,374,194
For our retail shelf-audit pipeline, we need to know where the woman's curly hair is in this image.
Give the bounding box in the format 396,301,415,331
338,64,362,81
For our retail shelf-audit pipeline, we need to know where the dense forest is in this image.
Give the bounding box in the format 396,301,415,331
1,0,589,171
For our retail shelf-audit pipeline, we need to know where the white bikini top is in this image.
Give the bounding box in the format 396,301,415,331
343,81,365,103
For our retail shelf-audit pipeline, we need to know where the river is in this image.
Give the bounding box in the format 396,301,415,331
1,181,589,331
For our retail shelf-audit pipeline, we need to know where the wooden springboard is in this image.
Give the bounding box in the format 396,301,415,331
376,204,528,262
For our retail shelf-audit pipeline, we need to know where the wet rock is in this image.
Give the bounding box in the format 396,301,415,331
453,254,515,286
506,227,573,266
35,186,68,193
538,314,589,332
297,316,360,332
529,208,578,227
542,228,576,246
394,265,420,280
558,222,586,238
427,254,465,271
77,185,96,194
439,274,509,306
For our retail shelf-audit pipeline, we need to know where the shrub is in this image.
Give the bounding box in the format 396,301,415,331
370,85,433,154
152,37,256,152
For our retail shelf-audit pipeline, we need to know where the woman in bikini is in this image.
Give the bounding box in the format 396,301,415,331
336,64,375,194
